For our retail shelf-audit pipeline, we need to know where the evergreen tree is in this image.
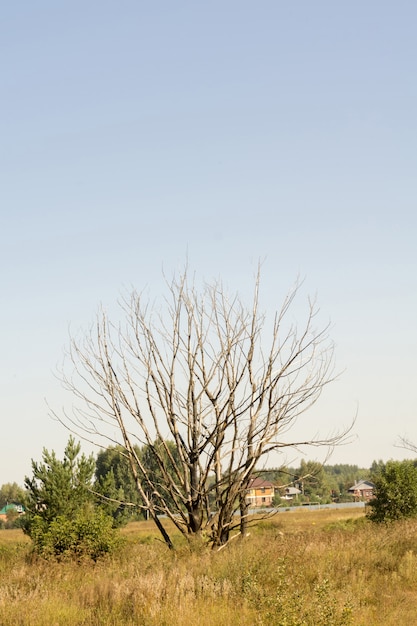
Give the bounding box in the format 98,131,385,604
23,437,120,559
24,436,95,525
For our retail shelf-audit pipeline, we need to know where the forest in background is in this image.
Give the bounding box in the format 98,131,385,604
0,445,378,525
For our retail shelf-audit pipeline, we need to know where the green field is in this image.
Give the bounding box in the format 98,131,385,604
1,507,416,625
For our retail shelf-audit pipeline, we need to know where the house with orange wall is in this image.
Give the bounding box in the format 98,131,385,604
246,477,275,507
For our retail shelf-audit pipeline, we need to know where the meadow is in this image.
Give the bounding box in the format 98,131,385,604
1,507,417,625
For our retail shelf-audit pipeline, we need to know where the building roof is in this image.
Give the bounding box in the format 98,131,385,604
248,477,275,489
348,480,375,492
0,503,24,515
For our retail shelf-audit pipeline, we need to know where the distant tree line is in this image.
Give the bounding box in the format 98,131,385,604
3,439,417,555
262,461,372,504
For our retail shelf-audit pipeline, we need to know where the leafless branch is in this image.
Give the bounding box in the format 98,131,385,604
53,267,353,548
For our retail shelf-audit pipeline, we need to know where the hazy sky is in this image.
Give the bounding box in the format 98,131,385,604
2,2,417,484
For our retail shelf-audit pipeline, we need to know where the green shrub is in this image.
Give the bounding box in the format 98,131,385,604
368,460,417,523
29,507,122,561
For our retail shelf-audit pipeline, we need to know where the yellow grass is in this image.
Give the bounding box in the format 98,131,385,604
1,507,417,625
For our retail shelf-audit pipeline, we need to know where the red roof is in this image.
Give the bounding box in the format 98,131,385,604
248,477,275,489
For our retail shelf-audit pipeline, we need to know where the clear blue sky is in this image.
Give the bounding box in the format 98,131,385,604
2,2,417,484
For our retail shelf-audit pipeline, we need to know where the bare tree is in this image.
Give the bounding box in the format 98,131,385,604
54,268,350,548
397,437,417,455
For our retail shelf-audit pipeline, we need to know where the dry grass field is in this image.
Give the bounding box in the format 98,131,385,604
1,507,417,625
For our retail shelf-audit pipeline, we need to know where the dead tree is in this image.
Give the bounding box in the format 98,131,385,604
398,437,417,455
55,268,350,548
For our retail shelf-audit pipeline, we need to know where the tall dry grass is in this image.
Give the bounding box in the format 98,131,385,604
1,508,417,625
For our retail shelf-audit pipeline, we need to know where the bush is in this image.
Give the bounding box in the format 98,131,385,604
23,438,122,560
368,460,417,523
29,506,123,561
